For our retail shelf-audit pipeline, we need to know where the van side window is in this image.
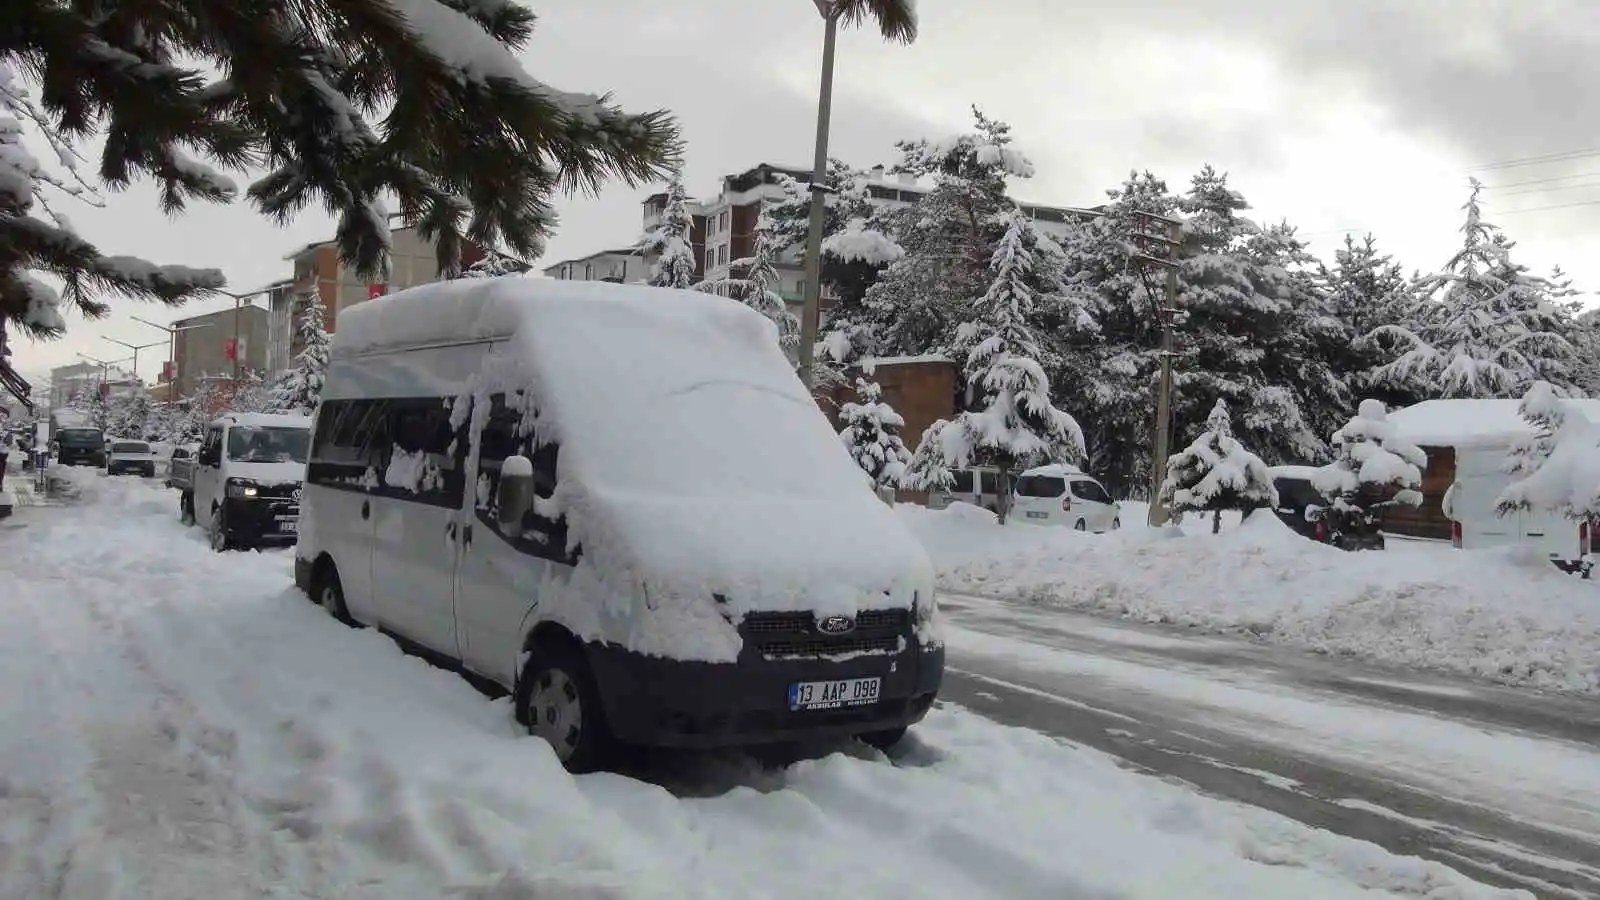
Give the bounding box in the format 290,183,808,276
949,470,974,493
474,393,570,563
199,426,223,465
377,399,464,508
979,472,999,494
1071,479,1111,504
308,399,389,491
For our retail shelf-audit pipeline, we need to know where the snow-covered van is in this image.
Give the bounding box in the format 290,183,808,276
1444,447,1597,575
183,412,310,551
926,465,1003,512
1010,464,1121,532
295,278,943,771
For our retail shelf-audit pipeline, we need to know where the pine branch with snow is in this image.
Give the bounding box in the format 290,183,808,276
838,378,912,488
1159,399,1277,532
270,297,330,415
638,169,697,289
901,418,956,491
455,252,531,279
1312,399,1427,521
1496,381,1600,520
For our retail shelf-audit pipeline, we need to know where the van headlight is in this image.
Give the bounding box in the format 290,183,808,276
226,479,258,498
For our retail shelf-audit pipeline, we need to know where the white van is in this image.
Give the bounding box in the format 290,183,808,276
926,465,1003,511
1009,464,1121,532
294,278,943,771
183,412,310,551
1444,447,1596,575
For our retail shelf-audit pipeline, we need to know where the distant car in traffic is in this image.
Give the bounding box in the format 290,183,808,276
105,440,157,477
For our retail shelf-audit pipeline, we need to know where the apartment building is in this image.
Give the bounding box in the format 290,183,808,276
170,305,270,399
48,362,104,409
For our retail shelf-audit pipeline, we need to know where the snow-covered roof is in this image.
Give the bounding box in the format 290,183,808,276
214,411,313,429
333,278,934,633
1389,399,1600,450
1269,464,1321,480
1019,463,1084,478
860,353,952,370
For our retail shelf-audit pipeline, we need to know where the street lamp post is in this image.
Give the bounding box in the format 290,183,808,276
795,0,842,389
102,337,163,385
131,316,213,400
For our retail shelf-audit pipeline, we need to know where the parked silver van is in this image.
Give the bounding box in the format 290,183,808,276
294,278,944,771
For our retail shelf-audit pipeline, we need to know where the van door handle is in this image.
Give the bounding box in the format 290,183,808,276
361,499,370,520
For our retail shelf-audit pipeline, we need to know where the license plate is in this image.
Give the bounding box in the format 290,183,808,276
788,677,880,711
1026,511,1049,519
277,518,299,534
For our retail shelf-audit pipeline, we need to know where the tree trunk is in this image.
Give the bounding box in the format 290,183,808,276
1212,508,1221,534
996,469,1012,525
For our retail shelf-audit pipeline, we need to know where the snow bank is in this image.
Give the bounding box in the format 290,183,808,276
334,278,935,661
902,504,1600,693
0,475,1523,899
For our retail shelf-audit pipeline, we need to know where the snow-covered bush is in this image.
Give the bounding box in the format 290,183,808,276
270,297,330,415
910,209,1084,524
638,169,696,289
1496,381,1600,520
838,378,911,489
457,252,531,279
1159,399,1276,533
1312,398,1426,528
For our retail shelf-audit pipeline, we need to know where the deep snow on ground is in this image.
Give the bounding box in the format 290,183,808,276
0,472,1526,899
904,502,1600,694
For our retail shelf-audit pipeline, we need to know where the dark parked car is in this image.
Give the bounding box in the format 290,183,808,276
55,427,106,466
1270,465,1387,551
1269,466,1324,541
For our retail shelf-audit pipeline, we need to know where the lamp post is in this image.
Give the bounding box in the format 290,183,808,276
131,316,213,400
102,337,163,385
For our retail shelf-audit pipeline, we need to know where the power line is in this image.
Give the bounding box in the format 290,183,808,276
1481,169,1600,191
1485,198,1600,216
1493,179,1600,198
1468,147,1600,173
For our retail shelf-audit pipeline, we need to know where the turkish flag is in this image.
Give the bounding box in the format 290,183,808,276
161,361,174,382
224,337,238,360
367,283,386,299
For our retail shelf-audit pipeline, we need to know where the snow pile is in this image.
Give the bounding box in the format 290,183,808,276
0,474,1526,900
901,504,1600,693
335,278,935,660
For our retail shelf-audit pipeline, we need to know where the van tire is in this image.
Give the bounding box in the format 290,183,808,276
858,726,908,751
313,563,357,626
516,638,613,774
180,491,195,526
208,506,233,552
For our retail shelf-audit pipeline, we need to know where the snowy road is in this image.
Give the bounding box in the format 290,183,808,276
0,472,1544,899
940,592,1600,898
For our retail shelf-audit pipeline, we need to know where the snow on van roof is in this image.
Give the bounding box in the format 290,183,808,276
334,278,935,654
1019,463,1083,477
1388,399,1600,449
212,411,312,429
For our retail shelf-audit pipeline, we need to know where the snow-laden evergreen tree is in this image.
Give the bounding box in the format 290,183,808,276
105,386,152,439
917,209,1085,524
902,419,956,491
1317,233,1424,410
638,169,696,289
3,7,676,336
1368,181,1578,398
695,211,800,357
1494,381,1600,525
270,297,331,416
223,372,275,415
1311,399,1427,528
1158,399,1277,534
456,252,532,279
837,378,912,489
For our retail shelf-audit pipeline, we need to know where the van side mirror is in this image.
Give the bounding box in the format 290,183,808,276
496,454,535,527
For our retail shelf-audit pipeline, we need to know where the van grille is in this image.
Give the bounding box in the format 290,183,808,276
738,607,911,659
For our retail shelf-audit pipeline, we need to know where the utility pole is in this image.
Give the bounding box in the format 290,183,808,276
795,0,841,389
1130,211,1184,527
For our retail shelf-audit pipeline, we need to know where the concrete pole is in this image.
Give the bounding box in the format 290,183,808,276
1148,218,1181,527
795,6,840,388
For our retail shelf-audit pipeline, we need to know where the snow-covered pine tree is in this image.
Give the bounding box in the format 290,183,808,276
639,169,697,289
1318,233,1424,410
694,211,800,357
3,7,676,335
456,252,532,279
105,386,151,439
1367,181,1579,398
1158,399,1277,533
270,297,331,416
902,419,956,492
1311,399,1427,534
838,378,912,489
930,208,1084,524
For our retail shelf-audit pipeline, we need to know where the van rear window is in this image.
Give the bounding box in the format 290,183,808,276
1015,475,1066,498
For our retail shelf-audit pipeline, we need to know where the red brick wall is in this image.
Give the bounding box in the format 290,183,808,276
818,359,959,503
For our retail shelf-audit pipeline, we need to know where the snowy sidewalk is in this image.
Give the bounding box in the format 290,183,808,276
0,476,1528,900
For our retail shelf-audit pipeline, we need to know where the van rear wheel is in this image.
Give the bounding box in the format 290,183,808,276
517,639,613,774
858,726,908,751
179,491,195,526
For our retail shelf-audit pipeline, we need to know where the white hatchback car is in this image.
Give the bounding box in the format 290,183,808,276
1010,464,1121,532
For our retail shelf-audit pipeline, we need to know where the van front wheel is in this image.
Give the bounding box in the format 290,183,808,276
517,640,613,774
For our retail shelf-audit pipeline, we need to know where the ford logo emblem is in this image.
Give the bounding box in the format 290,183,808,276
292,488,303,503
817,615,856,635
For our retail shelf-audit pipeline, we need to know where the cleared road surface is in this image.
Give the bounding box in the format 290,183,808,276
940,592,1600,899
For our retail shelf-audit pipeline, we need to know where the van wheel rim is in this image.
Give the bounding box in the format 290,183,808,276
210,511,225,550
527,669,582,761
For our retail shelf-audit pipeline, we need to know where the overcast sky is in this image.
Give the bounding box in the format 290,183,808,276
14,0,1600,386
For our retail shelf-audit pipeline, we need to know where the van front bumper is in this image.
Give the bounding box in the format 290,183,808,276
586,639,944,748
221,496,300,547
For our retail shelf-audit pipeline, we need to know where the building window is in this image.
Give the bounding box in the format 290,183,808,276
719,209,730,232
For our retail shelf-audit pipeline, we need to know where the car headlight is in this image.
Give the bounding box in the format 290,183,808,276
226,480,259,498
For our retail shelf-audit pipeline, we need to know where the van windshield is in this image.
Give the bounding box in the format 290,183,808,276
58,429,103,446
227,426,309,463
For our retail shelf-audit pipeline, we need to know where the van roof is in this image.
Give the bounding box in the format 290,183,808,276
1389,398,1600,449
331,278,933,637
1019,463,1085,478
212,412,312,430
